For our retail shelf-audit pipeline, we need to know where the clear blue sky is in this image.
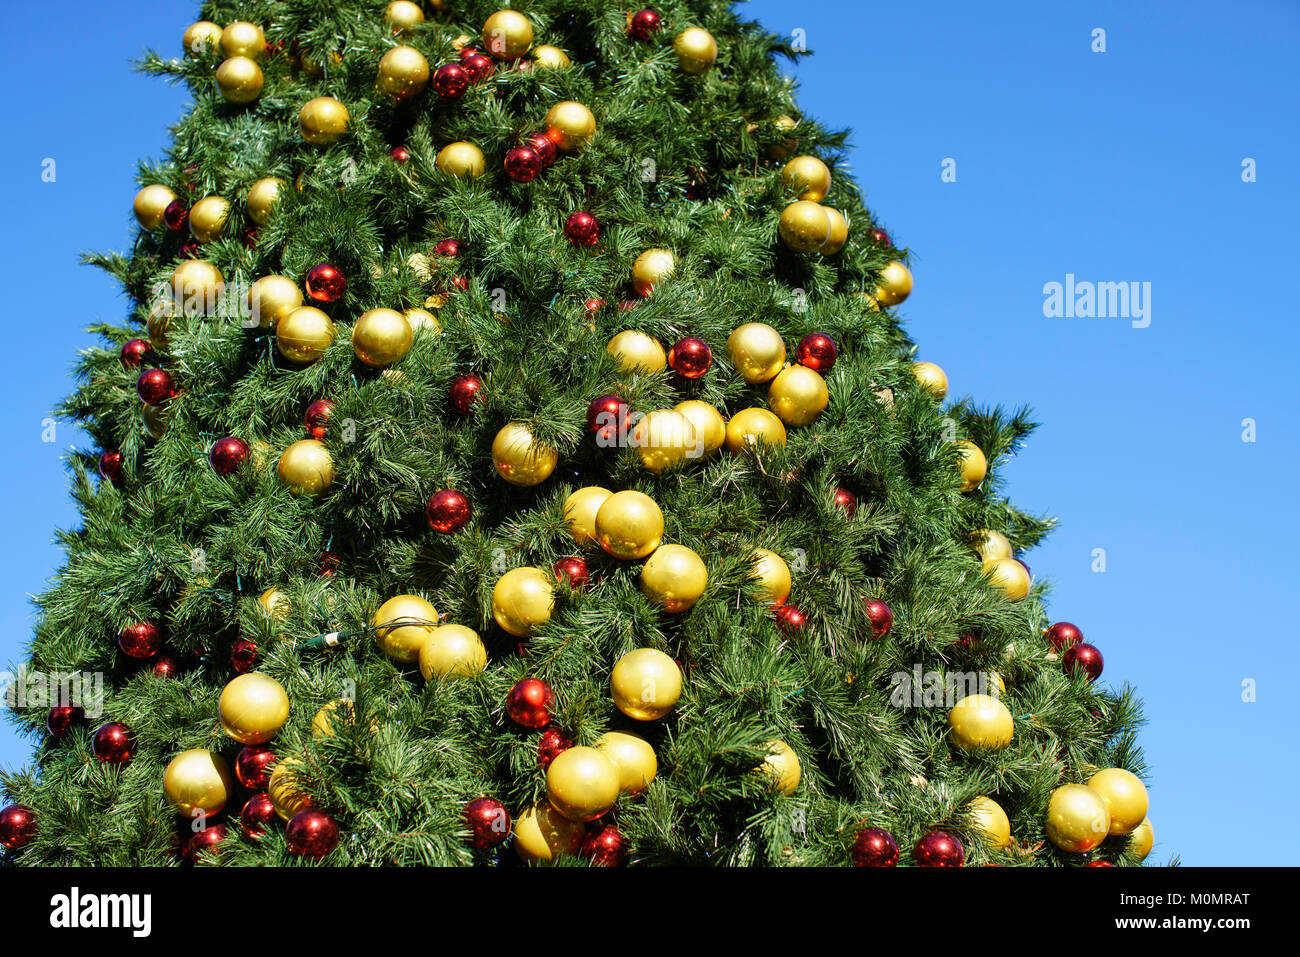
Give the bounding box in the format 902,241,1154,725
2,1,1297,865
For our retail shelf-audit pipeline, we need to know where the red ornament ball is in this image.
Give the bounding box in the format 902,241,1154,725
163,200,189,231
317,550,341,577
235,744,278,790
553,556,590,591
1046,621,1083,650
587,394,630,446
525,132,557,168
667,337,712,378
389,146,410,163
1063,642,1104,682
92,722,135,766
209,436,250,476
433,62,470,97
180,241,201,259
118,621,162,659
240,793,277,839
504,146,543,183
137,368,176,405
464,797,511,850
629,9,662,41
230,637,259,674
182,823,227,863
462,52,494,82
448,372,484,415
581,823,628,866
506,678,553,729
436,238,462,258
304,398,335,439
120,338,151,368
584,297,606,315
46,704,85,739
537,726,574,770
833,487,857,517
564,211,601,247
0,805,38,851
98,449,124,482
1086,860,1115,867
286,809,339,858
796,333,838,373
913,830,965,867
152,651,183,679
242,226,260,249
304,263,347,303
851,827,899,867
427,489,472,534
775,604,807,634
869,226,892,248
863,598,893,638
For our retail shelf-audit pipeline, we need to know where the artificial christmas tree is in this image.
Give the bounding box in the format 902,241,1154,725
1,0,1155,867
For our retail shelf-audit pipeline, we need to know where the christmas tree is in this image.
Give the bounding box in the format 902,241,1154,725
0,0,1155,866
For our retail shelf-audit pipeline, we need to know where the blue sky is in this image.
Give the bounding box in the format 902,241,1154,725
2,1,1298,865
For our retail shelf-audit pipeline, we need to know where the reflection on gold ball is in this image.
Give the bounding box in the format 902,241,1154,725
276,306,335,364
171,259,224,312
749,548,791,605
595,490,663,560
299,96,351,146
404,307,441,337
377,45,430,99
419,624,487,680
782,156,831,202
514,801,584,864
641,544,708,613
1046,784,1111,853
759,740,800,795
247,275,302,330
596,731,657,795
1087,768,1149,836
216,56,263,104
564,486,613,544
768,365,829,426
483,9,534,60
545,100,596,151
1129,817,1154,860
277,439,334,495
220,21,265,59
352,308,413,368
983,557,1029,601
385,0,425,34
727,322,786,383
546,746,620,822
611,648,682,720
492,567,555,638
259,586,291,621
779,200,832,253
674,400,726,457
874,260,913,306
631,248,675,297
492,422,558,486
633,409,696,474
436,141,486,178
373,594,438,663
607,330,666,373
164,749,234,817
532,45,570,69
188,196,230,242
183,21,223,57
246,177,285,225
133,184,177,230
674,27,718,74
822,207,849,254
969,796,1011,849
724,408,787,453
219,673,290,744
912,360,948,398
947,693,1013,752
970,528,1013,564
268,756,309,820
955,440,987,493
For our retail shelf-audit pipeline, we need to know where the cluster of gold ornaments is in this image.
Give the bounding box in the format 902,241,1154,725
1046,770,1152,859
372,594,487,679
183,20,267,105
777,155,849,256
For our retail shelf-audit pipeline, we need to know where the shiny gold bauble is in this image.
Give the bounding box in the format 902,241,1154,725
404,307,441,337
912,360,948,398
674,400,726,457
146,300,174,348
268,756,310,820
164,749,234,818
492,567,555,638
969,796,1011,849
277,439,334,495
246,177,284,225
299,96,351,146
595,490,663,560
1129,818,1154,861
779,200,833,254
595,731,657,795
768,365,829,426
133,184,177,230
955,440,987,493
674,27,718,74
607,330,666,373
419,624,487,681
970,528,1013,564
749,548,791,605
822,207,849,255
564,486,613,544
767,114,799,160
216,56,263,104
142,403,169,439
170,259,224,309
947,693,1014,752
311,700,357,738
276,306,335,364
532,45,571,69
188,195,230,242
436,141,486,178
641,544,708,614
247,275,302,330
611,648,682,721
1045,784,1111,853
514,802,584,864
352,308,413,368
727,322,786,383
385,0,425,33
545,100,596,151
546,746,620,822
183,21,223,57
724,408,787,453
633,409,696,474
759,740,800,795
630,248,675,297
258,586,290,621
220,21,265,59
373,594,438,663
782,155,831,202
492,422,558,486
982,557,1029,601
377,45,430,99
219,673,290,744
873,260,913,306
482,9,534,60
1087,768,1149,836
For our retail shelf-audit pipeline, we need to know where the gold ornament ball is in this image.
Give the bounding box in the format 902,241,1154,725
142,403,169,439
188,195,230,242
146,299,174,350
183,21,223,57
405,307,441,337
533,45,571,69
373,594,438,663
767,114,799,160
352,308,413,368
948,693,1014,752
299,96,351,146
759,740,801,795
724,407,787,453
874,260,913,306
247,275,303,330
385,0,425,34
912,360,948,398
164,749,234,818
955,440,987,493
607,330,666,373
564,486,613,544
545,101,596,151
971,528,1013,564
492,422,558,486
749,548,791,605
1087,768,1149,836
768,364,829,427
1129,817,1154,861
596,731,657,795
219,673,290,744
1046,784,1111,854
546,746,621,822
779,200,833,254
595,490,663,560
312,700,366,738
983,557,1030,602
822,207,849,255
674,27,718,74
633,409,696,474
727,322,786,383
969,796,1011,849
641,544,708,613
781,155,831,202
492,567,556,638
419,624,487,681
216,56,263,104
611,648,682,721
258,586,290,621
246,177,284,225
674,400,726,457
630,248,675,297
276,306,335,364
514,801,584,865
171,259,224,311
436,141,486,178
482,9,534,60
133,184,177,230
268,756,309,820
378,45,430,99
220,21,265,59
277,439,334,495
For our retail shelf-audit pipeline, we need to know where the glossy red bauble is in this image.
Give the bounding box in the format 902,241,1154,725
505,677,553,729
1063,642,1104,682
389,146,410,163
240,793,277,839
667,337,712,378
464,797,511,850
120,338,151,368
851,827,900,866
587,394,630,446
427,489,472,533
235,744,278,790
913,830,965,867
433,62,470,97
795,333,837,373
584,297,606,314
182,823,227,863
304,263,347,303
462,52,494,82
0,804,37,851
863,598,893,638
98,449,124,482
209,436,250,476
163,200,189,231
869,226,892,248
152,651,183,679
833,487,857,517
317,550,341,577
92,722,135,766
118,621,162,659
436,238,461,258
775,604,807,634
230,637,259,674
553,556,590,591
448,372,484,415
304,398,335,439
137,368,176,405
46,704,85,739
1046,621,1084,650
629,9,662,40
564,211,601,247
525,133,557,168
286,809,339,858
581,823,628,866
504,146,543,183
537,726,573,770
